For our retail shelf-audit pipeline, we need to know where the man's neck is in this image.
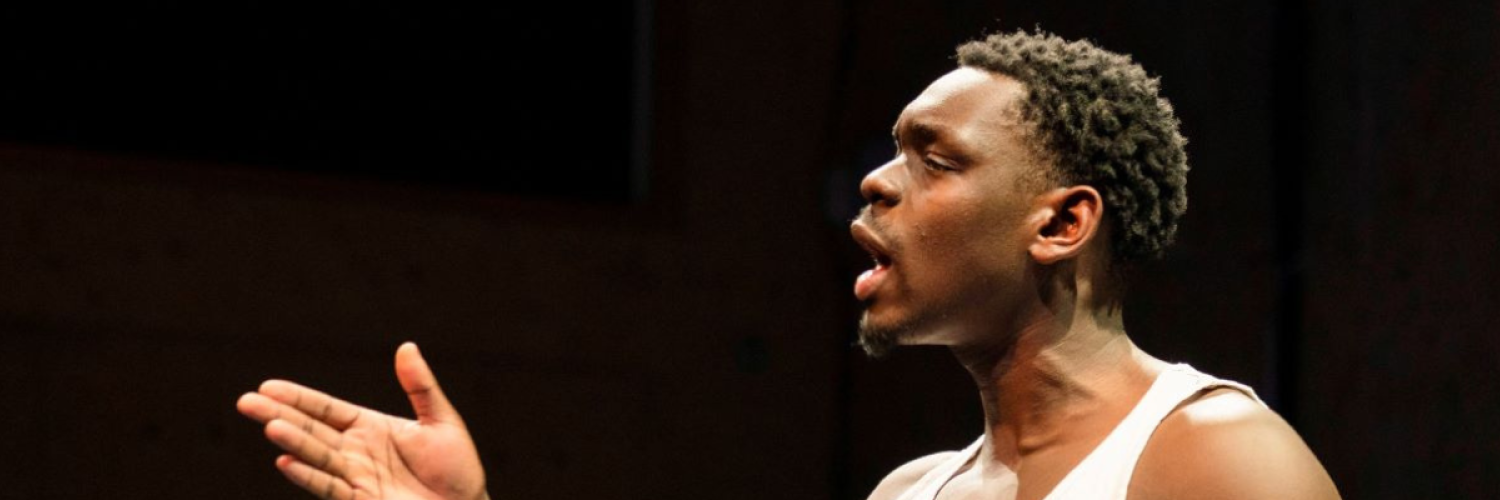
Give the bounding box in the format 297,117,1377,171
950,300,1164,473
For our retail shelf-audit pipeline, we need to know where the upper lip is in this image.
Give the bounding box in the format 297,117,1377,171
850,220,894,267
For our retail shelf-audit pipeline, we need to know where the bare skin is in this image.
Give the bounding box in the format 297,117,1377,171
236,343,490,500
854,68,1341,500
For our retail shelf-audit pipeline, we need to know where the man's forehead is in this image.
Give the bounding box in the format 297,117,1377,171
892,68,1027,142
912,68,1022,108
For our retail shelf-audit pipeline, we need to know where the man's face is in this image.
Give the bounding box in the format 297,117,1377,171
851,67,1050,356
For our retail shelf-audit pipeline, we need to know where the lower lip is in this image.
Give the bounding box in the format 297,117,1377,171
854,264,888,301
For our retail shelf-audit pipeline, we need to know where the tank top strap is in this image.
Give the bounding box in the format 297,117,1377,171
891,364,1262,500
894,436,985,500
1042,363,1265,500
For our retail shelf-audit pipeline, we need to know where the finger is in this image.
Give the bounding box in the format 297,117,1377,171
276,454,359,500
238,392,349,450
257,379,366,431
265,419,350,479
394,342,461,425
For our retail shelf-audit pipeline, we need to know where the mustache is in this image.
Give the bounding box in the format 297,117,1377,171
853,205,897,250
854,205,874,227
854,205,887,230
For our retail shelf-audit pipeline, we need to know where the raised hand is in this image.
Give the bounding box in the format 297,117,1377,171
237,342,490,500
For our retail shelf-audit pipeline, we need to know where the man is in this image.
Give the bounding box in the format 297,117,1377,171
237,30,1341,500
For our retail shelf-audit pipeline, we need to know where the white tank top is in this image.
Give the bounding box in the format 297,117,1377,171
894,364,1264,500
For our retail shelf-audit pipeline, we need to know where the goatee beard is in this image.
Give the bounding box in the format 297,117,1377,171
857,312,901,358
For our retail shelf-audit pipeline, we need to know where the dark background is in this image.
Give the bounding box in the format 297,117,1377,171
1,0,1495,498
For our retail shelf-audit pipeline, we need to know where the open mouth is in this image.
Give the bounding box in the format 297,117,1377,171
850,221,893,301
868,247,892,269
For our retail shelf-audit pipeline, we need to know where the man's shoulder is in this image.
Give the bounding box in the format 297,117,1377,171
865,450,960,500
1131,388,1342,500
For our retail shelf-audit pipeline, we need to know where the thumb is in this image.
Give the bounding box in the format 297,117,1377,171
394,342,462,426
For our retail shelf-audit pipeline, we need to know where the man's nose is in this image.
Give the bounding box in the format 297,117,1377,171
859,158,902,209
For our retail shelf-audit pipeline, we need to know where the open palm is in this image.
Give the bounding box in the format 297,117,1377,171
237,343,490,500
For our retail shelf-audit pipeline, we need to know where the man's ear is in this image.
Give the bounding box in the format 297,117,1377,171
1028,186,1105,265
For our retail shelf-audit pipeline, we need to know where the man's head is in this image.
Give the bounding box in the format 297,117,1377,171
955,30,1190,265
852,30,1189,357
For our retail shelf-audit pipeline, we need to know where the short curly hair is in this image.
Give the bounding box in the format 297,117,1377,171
956,29,1189,264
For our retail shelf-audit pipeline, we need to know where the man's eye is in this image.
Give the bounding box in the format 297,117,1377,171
922,157,953,172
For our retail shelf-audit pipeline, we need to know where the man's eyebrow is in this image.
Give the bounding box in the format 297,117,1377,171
893,119,948,148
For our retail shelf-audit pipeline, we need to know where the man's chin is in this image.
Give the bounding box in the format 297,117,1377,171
857,312,907,358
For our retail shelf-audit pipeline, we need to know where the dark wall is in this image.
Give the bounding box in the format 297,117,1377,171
0,1,1495,499
0,2,849,498
1298,1,1500,497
